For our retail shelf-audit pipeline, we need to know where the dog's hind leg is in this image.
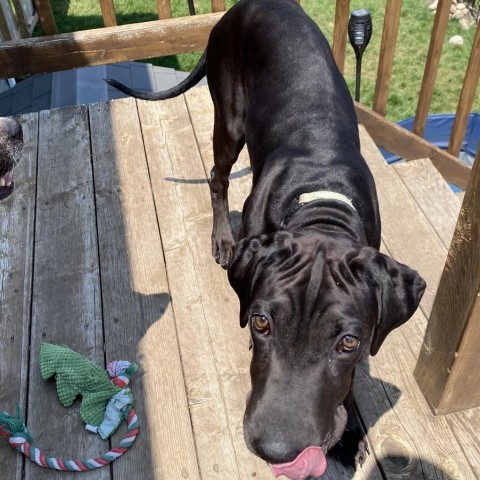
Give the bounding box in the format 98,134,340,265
209,107,245,269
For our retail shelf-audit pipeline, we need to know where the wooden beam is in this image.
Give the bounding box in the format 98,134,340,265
11,0,29,37
0,12,223,79
156,0,172,19
32,0,57,35
448,22,480,157
372,0,402,116
414,147,480,414
332,0,350,74
413,0,450,136
355,102,471,189
99,0,117,27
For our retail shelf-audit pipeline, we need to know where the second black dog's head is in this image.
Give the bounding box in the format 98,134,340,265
0,117,23,201
228,230,425,477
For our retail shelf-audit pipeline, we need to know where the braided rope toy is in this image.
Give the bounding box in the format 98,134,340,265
0,343,139,471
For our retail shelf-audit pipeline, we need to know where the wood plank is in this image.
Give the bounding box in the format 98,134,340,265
0,12,224,79
332,0,350,74
355,102,471,190
412,0,450,136
184,86,382,479
448,22,480,157
0,0,20,41
0,112,37,480
89,98,200,480
14,0,38,36
414,147,480,414
137,94,274,479
211,0,226,13
361,129,478,475
25,106,108,480
11,0,29,37
372,0,402,116
393,158,461,250
32,0,57,35
359,125,448,317
156,0,172,20
99,0,117,27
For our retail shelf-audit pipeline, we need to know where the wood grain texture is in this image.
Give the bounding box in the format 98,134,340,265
359,125,448,318
393,158,462,250
138,94,277,479
332,0,350,74
0,112,37,480
372,0,402,116
211,0,226,13
89,98,200,480
156,0,172,19
355,102,471,189
26,106,108,480
448,22,480,157
0,12,224,79
31,0,57,35
415,148,480,414
0,0,20,41
413,0,450,136
99,0,117,27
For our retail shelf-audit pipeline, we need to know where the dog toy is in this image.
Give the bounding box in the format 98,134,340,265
0,343,139,471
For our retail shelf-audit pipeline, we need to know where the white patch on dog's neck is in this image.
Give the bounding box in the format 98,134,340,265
298,191,356,212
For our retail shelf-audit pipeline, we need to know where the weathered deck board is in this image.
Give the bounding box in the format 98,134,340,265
137,94,271,479
89,99,199,480
0,112,37,480
360,132,478,478
26,106,109,480
2,90,480,480
393,158,461,251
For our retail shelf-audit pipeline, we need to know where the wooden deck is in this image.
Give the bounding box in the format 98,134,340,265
1,85,479,480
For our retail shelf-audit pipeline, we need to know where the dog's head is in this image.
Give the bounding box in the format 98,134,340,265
0,117,23,201
228,231,425,477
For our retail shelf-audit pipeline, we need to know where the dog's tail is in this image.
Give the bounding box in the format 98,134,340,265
105,51,207,101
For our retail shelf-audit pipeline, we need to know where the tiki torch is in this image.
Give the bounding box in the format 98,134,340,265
348,9,372,102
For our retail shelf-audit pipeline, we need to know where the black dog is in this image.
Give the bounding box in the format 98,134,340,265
0,117,23,201
107,0,426,478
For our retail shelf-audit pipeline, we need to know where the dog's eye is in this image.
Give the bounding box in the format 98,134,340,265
337,335,360,353
251,314,270,335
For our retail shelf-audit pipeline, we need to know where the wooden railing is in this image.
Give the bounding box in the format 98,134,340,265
0,0,479,415
0,0,37,40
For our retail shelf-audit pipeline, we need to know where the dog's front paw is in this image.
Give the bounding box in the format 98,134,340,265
212,234,235,269
354,435,369,468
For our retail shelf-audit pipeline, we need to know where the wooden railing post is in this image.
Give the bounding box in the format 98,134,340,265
32,0,57,35
448,22,480,157
100,0,117,27
414,146,480,414
157,0,172,19
412,0,450,137
332,0,350,74
372,0,402,116
211,0,226,13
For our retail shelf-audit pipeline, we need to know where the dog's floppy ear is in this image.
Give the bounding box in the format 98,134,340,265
349,247,426,356
228,232,294,327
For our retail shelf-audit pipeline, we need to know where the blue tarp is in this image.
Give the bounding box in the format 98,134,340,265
380,112,480,167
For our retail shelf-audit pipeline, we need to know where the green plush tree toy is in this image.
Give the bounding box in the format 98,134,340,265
0,343,139,471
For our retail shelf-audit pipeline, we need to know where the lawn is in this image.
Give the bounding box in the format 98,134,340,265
45,0,479,122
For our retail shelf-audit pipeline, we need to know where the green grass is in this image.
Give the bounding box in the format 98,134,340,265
45,0,479,121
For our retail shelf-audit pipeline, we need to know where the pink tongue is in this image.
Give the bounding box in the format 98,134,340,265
269,446,327,479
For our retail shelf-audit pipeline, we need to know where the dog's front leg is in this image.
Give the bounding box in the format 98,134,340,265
209,117,245,268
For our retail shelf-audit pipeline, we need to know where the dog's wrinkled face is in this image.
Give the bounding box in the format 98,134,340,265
0,117,23,201
228,231,425,469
